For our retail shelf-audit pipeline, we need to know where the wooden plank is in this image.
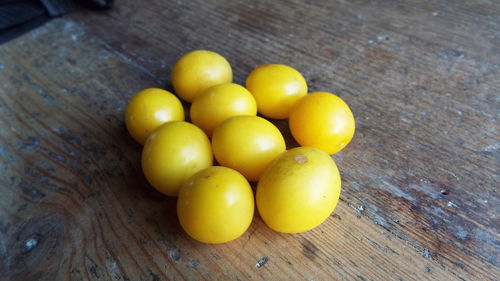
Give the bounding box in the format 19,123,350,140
0,0,498,280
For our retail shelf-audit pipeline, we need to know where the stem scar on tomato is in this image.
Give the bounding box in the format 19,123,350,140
294,153,308,164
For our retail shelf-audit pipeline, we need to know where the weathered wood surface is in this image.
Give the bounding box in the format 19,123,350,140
0,0,499,280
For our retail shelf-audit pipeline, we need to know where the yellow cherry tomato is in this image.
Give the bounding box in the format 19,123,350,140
125,88,184,144
177,166,254,244
289,92,355,154
256,147,341,233
190,83,257,137
142,121,213,196
246,64,307,119
171,50,233,102
211,116,286,181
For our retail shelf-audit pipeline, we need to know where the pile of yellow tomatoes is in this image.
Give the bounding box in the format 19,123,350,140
125,50,355,243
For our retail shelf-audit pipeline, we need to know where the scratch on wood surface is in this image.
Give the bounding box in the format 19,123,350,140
99,40,164,86
255,257,268,268
188,259,199,269
168,248,181,261
240,226,257,250
302,238,320,261
365,237,398,255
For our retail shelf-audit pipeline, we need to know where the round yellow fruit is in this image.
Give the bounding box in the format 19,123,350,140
171,50,232,102
211,116,286,181
256,147,341,233
125,88,184,144
246,64,307,119
142,121,212,196
289,92,355,154
177,166,254,244
190,83,257,137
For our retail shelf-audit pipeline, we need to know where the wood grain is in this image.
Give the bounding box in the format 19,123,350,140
0,0,499,280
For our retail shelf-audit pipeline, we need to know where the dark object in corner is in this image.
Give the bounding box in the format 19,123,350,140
0,0,113,44
77,0,113,10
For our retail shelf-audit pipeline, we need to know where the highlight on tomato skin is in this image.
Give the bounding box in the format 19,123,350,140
246,64,307,119
125,88,184,145
289,92,355,155
177,166,255,244
256,146,341,234
171,50,233,103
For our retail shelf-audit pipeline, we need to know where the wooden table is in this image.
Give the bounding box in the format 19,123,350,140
1,0,498,280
